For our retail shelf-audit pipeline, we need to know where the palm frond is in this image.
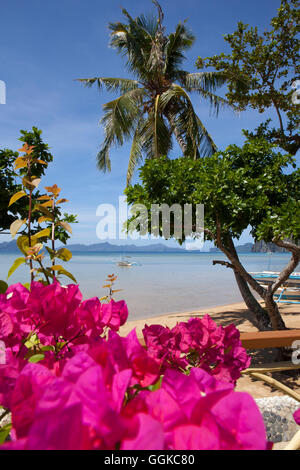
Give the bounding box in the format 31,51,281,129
126,117,145,184
195,115,218,156
96,138,112,172
197,88,232,117
77,77,139,94
160,84,217,157
183,72,228,93
139,111,172,161
164,23,195,79
96,89,145,172
136,12,158,37
109,10,154,79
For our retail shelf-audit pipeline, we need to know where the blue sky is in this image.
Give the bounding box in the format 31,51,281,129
0,0,291,249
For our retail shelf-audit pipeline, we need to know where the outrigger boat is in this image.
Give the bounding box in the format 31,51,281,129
251,271,300,304
117,256,134,267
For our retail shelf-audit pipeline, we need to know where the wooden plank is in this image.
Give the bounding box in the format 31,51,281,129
240,329,300,349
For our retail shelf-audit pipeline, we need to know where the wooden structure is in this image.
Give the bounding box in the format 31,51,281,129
239,329,300,350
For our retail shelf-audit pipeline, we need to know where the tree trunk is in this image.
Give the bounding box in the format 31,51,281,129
233,271,271,330
264,292,287,331
214,234,287,331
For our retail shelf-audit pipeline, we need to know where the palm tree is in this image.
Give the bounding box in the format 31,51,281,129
78,1,230,183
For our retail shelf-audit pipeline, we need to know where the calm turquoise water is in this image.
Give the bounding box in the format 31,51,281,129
0,252,297,321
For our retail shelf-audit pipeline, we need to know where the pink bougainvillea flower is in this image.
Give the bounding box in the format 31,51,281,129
107,329,160,388
144,368,267,450
294,408,300,425
120,413,164,450
143,315,251,384
27,281,83,342
10,363,55,438
0,351,26,410
3,352,132,450
76,297,105,338
101,299,128,331
0,282,268,451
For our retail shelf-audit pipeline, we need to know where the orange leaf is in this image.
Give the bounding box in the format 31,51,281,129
45,184,61,196
18,143,34,154
38,216,52,224
56,198,69,204
40,200,53,208
9,190,27,207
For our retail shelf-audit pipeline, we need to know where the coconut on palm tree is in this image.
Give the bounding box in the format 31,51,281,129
78,1,230,184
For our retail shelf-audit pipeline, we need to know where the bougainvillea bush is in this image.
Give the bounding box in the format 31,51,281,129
0,282,270,450
143,317,251,384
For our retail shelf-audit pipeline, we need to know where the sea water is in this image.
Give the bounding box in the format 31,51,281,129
0,252,296,321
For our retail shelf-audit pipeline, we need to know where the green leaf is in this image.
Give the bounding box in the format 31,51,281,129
7,257,25,279
0,423,12,444
35,228,51,239
56,247,72,262
45,246,55,259
0,280,8,294
40,345,54,352
34,204,53,219
148,376,163,391
24,333,40,349
16,235,38,255
28,354,45,363
53,266,77,283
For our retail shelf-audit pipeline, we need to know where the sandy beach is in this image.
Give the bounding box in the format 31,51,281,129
119,301,300,400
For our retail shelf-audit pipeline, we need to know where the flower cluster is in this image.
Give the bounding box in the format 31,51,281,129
0,281,128,354
1,349,267,450
0,282,268,450
0,281,128,409
143,315,251,384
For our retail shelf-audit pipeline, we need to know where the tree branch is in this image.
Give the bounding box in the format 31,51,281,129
212,260,235,269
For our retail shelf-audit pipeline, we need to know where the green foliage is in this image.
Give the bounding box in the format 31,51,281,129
79,3,231,183
125,139,299,246
0,422,11,444
5,140,77,286
0,127,77,239
0,127,54,233
197,0,300,154
0,280,8,294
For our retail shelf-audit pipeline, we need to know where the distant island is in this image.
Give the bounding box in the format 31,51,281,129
0,240,184,254
209,243,254,254
210,241,290,254
0,240,291,254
